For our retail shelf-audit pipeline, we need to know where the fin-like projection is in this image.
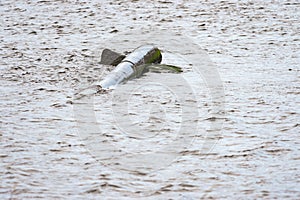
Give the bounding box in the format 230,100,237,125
100,49,125,66
146,64,183,73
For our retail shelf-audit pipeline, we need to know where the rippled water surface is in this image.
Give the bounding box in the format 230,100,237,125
1,0,299,199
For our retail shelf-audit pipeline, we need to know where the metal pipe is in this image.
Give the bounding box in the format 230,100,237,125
99,45,162,89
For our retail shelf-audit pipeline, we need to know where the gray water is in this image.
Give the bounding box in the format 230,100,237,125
1,0,299,199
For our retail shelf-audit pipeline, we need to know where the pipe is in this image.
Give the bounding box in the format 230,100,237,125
99,45,162,89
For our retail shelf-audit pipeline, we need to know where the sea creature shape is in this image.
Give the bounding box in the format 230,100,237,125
99,45,182,89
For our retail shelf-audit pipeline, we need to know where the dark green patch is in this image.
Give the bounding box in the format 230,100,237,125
147,64,183,73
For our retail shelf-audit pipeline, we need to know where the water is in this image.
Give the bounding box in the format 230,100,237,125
1,0,299,199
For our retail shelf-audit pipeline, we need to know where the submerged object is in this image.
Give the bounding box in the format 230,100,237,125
99,45,162,89
74,45,182,99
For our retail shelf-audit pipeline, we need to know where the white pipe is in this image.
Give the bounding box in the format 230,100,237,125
99,45,161,89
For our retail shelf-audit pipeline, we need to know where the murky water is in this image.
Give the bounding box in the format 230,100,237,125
1,0,299,199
